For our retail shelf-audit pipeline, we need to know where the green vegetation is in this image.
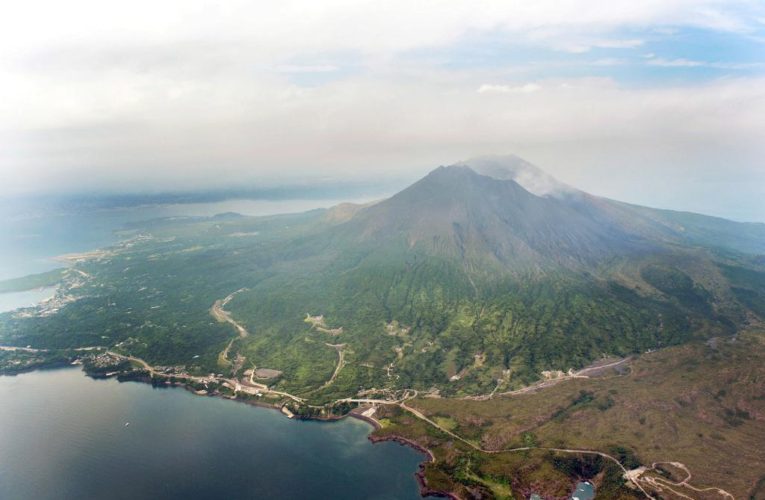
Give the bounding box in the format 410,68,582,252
398,330,765,498
1,164,764,498
1,182,763,400
373,402,641,499
3,167,763,393
0,268,66,293
0,348,77,375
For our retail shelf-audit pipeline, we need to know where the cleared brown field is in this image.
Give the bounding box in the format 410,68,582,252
375,328,765,499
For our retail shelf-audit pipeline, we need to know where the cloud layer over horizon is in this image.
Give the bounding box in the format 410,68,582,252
1,0,764,220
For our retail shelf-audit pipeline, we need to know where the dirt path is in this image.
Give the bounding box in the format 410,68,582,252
218,338,236,367
636,462,734,500
211,289,249,339
107,351,163,378
211,289,249,371
334,389,418,406
102,339,729,500
399,397,736,500
301,343,346,395
399,400,654,498
574,357,631,376
246,366,269,390
323,343,345,387
462,357,632,401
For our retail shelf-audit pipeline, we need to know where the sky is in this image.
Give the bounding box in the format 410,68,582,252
0,0,764,221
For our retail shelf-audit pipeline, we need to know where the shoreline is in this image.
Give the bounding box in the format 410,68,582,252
92,366,452,499
368,434,459,499
0,285,59,314
0,361,455,498
0,359,77,377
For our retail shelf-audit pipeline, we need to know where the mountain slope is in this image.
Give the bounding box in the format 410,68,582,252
237,156,760,391
339,164,656,274
2,155,763,500
2,155,764,399
339,156,765,268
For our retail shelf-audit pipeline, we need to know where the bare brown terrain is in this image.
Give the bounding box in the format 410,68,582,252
390,329,765,498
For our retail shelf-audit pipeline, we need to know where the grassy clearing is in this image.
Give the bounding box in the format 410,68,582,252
433,416,458,432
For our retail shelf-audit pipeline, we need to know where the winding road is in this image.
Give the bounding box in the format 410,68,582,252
102,295,731,500
462,357,632,401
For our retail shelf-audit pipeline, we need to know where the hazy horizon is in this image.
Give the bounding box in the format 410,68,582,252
1,1,764,221
1,154,762,223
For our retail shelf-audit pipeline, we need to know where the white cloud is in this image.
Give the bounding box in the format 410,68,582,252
477,83,542,93
645,57,765,69
0,0,764,221
590,58,627,66
0,0,760,60
275,65,339,73
647,58,705,67
592,38,645,49
3,72,763,188
556,38,644,53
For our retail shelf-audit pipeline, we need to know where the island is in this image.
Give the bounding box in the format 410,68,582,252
2,158,765,499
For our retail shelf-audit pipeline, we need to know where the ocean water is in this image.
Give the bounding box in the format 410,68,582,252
0,197,373,312
0,197,430,500
0,368,426,500
0,286,56,313
0,197,372,281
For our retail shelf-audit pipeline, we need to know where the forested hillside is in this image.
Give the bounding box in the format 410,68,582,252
2,157,764,401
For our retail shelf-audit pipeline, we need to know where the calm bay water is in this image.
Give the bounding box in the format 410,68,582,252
0,286,56,313
0,199,603,499
0,197,427,500
0,368,426,500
